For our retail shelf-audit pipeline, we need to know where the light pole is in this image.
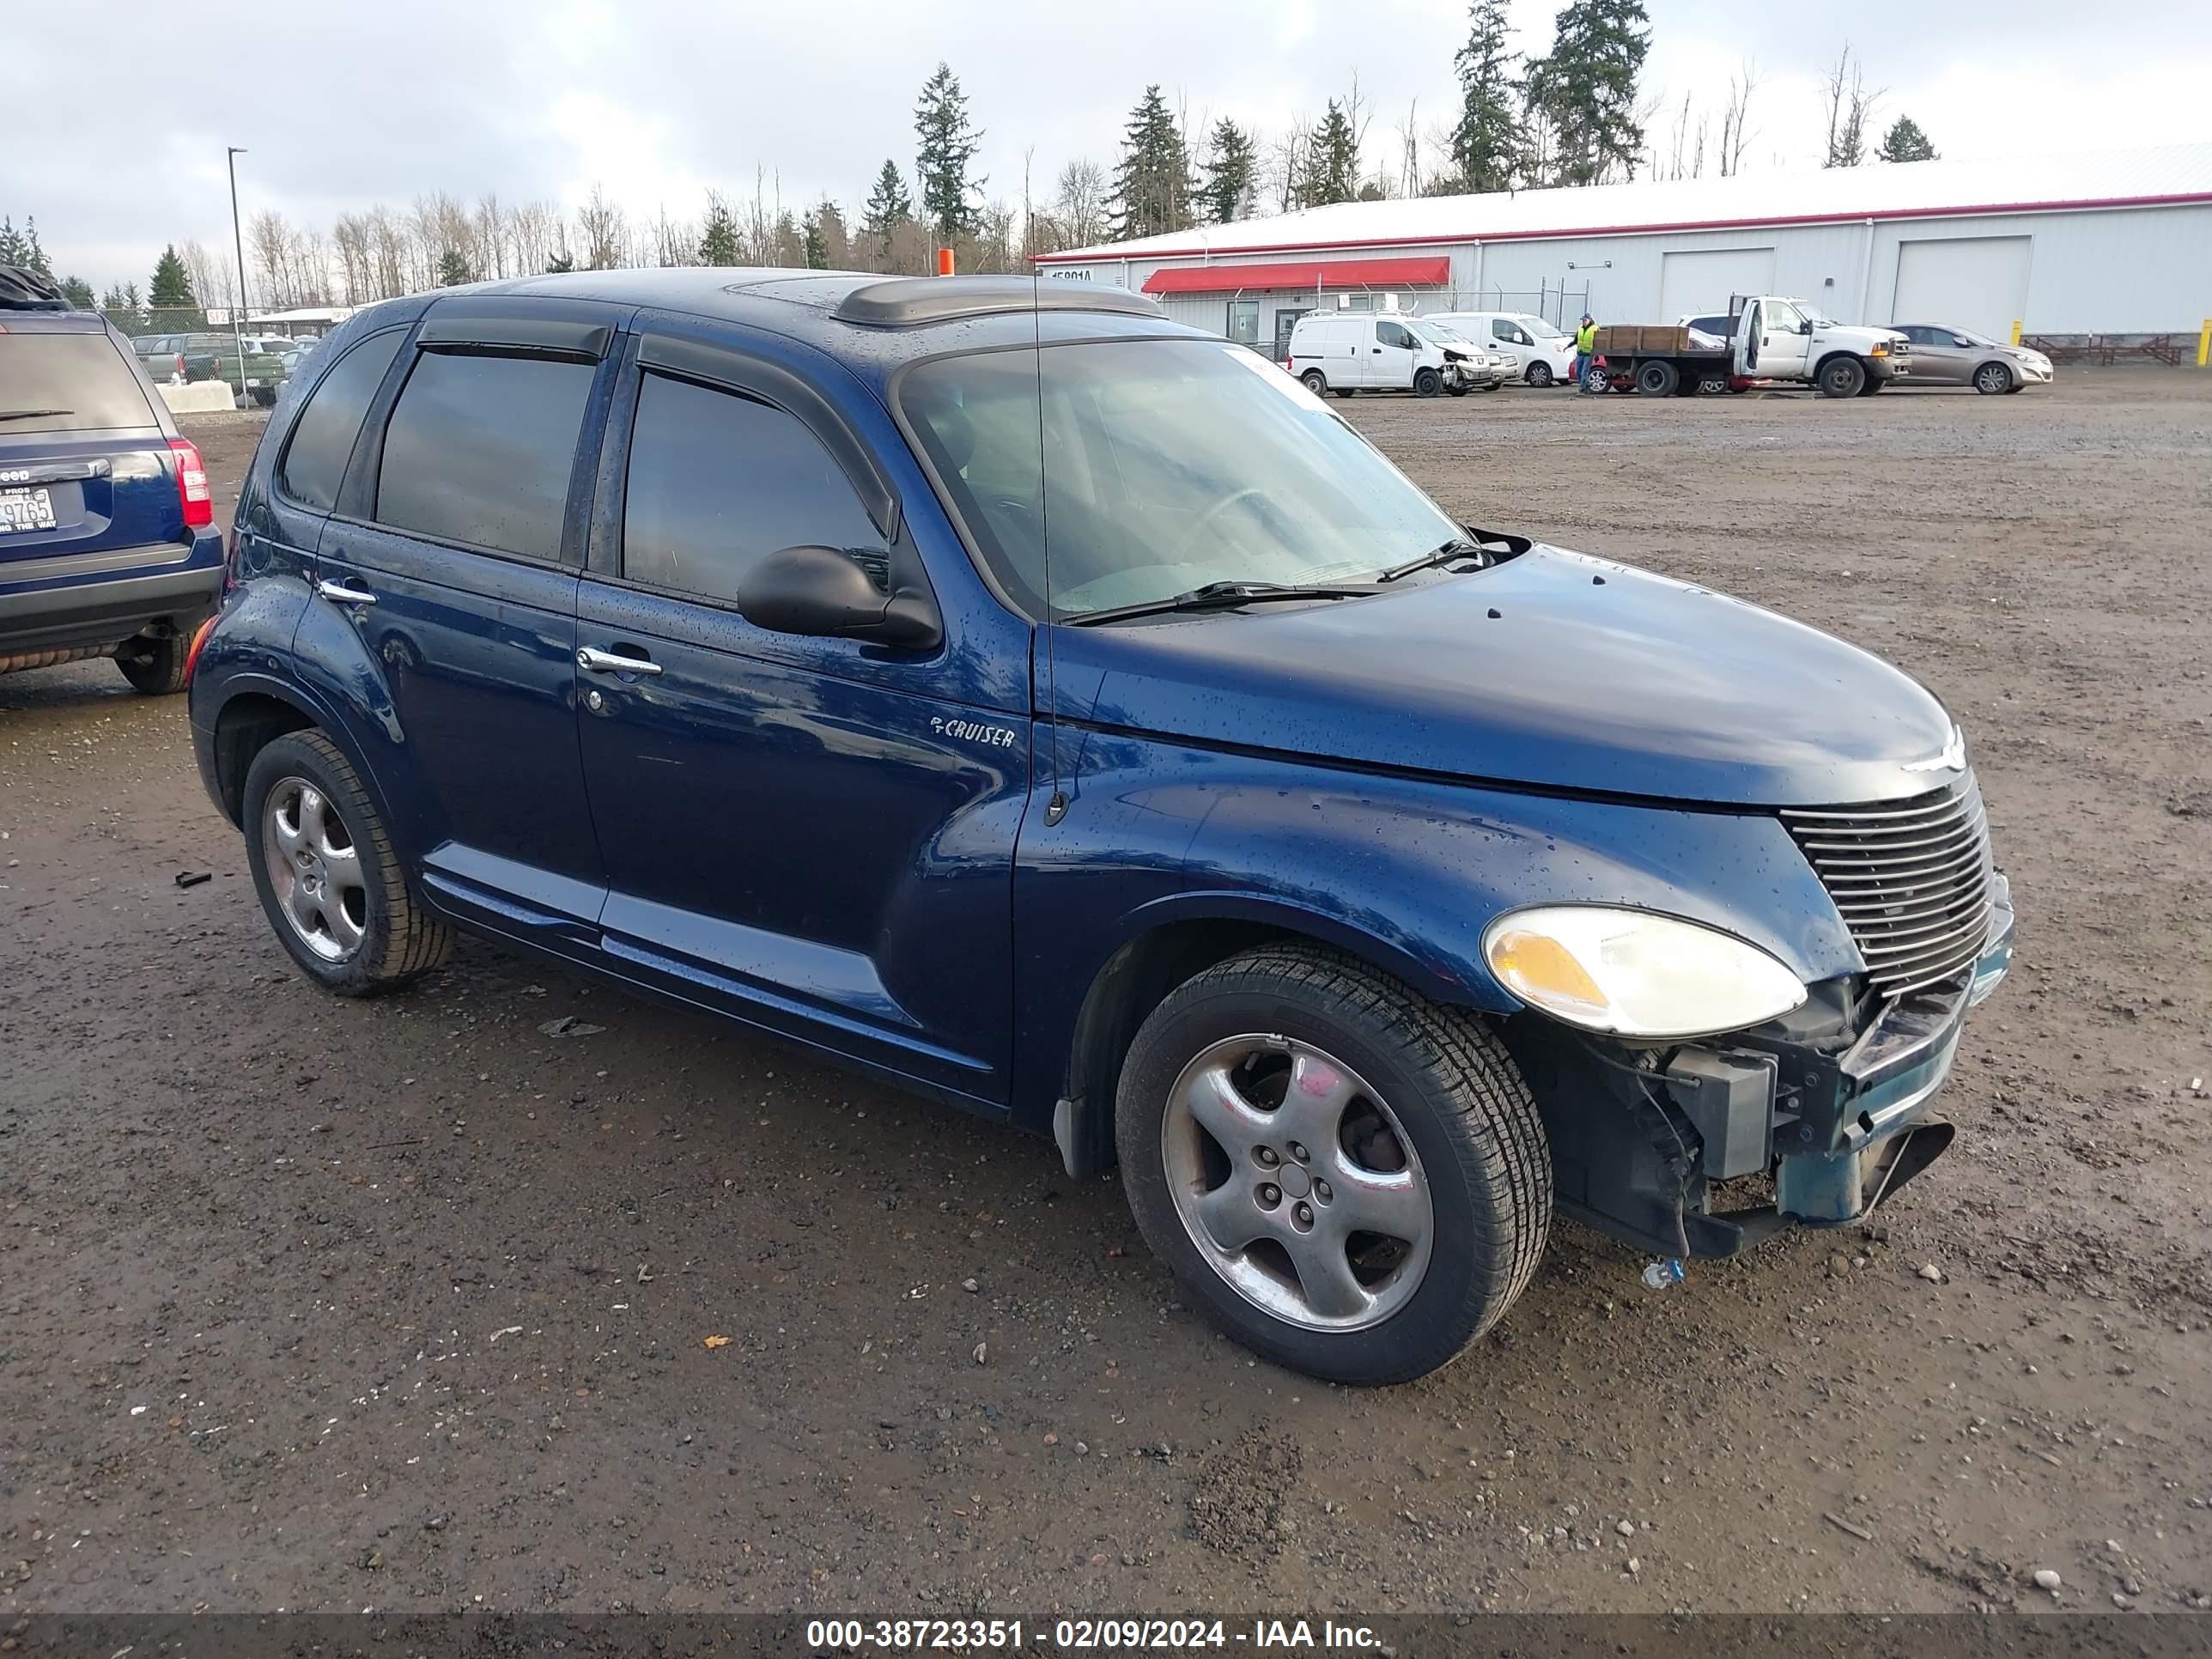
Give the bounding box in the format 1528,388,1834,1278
227,146,251,408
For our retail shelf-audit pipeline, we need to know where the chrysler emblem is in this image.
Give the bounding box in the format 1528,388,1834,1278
1902,726,1967,774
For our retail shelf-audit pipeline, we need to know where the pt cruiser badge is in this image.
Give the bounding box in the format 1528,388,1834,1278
931,715,1019,749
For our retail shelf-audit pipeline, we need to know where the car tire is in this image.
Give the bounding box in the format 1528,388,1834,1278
251,386,276,408
242,730,452,997
1973,362,2014,395
117,632,191,696
1581,365,1610,394
1524,362,1553,387
1301,369,1328,397
1413,368,1442,398
1818,356,1868,398
1635,360,1680,397
1447,383,1470,397
1115,943,1552,1385
1856,377,1885,396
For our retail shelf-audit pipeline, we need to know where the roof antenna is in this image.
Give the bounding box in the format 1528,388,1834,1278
1035,250,1067,827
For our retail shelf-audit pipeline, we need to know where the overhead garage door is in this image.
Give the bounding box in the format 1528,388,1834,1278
1658,246,1776,321
1892,236,2033,338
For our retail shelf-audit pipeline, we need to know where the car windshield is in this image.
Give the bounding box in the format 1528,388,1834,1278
1517,315,1569,340
1408,319,1461,344
901,338,1466,621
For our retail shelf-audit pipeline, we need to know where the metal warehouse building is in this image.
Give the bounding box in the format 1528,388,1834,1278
1033,142,2212,357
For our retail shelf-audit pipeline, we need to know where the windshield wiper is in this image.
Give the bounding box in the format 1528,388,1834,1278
1066,579,1382,628
0,409,72,422
1376,536,1491,583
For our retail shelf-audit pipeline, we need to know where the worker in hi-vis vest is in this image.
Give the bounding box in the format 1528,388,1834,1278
1573,313,1598,392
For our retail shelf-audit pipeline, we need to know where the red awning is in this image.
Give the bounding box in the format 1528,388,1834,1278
1139,257,1451,295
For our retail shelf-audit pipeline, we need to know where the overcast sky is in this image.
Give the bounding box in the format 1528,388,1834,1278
9,0,2209,292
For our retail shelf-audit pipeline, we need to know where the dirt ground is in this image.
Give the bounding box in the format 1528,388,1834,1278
2,373,2207,1620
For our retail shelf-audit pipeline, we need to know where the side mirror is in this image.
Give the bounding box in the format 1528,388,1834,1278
736,544,942,651
1798,320,1814,335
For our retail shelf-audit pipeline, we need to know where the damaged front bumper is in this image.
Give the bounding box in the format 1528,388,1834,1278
1517,875,2015,1260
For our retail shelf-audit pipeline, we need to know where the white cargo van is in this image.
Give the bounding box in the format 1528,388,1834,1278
1424,311,1581,386
1287,313,1479,398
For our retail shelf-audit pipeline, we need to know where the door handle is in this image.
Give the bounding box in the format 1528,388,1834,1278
577,645,662,676
316,578,375,605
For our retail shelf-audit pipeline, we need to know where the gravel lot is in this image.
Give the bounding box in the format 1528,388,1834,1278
2,371,2208,1618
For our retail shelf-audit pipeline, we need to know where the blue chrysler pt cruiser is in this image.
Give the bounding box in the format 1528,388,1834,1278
190,270,2014,1383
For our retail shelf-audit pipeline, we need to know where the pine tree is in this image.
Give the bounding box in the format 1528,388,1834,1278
437,249,471,286
1522,0,1650,185
1,216,54,277
545,250,576,274
57,276,95,309
1196,119,1257,224
1303,100,1360,206
1451,0,1521,193
697,192,740,264
801,210,830,270
1111,85,1193,240
863,160,914,241
1878,115,1937,163
914,63,983,239
149,245,197,308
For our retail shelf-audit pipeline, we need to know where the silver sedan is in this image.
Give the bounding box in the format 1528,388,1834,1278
1890,325,2053,393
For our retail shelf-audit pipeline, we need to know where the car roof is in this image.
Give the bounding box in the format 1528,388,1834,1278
364,268,1201,389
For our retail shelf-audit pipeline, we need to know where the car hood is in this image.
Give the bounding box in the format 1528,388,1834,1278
1048,545,1960,808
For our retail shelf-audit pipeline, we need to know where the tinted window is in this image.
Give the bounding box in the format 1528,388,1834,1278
376,349,595,559
621,372,886,605
278,328,405,512
0,332,156,433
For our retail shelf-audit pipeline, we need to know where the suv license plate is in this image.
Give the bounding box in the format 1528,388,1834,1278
0,486,56,534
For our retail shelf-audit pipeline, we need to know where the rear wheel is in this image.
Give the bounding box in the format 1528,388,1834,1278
1115,944,1552,1384
1973,361,2014,395
116,632,191,696
1301,369,1328,397
1634,359,1680,397
1524,362,1553,387
1818,356,1868,398
243,730,451,997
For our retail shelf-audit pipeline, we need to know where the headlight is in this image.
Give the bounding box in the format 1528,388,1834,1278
1482,906,1807,1038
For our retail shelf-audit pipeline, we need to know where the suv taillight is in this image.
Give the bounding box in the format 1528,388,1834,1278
168,436,213,529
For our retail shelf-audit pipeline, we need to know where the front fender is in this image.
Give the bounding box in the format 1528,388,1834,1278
1011,728,1857,1125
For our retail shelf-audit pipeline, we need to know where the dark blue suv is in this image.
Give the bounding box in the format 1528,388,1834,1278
191,270,2014,1383
2,282,222,691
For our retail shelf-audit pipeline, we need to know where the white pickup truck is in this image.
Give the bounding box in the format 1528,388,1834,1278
1589,297,1911,398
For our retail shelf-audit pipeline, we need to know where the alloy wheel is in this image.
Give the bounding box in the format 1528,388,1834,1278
261,776,368,963
1160,1035,1434,1332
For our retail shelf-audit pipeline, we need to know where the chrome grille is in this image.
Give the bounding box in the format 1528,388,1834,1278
1781,777,1995,997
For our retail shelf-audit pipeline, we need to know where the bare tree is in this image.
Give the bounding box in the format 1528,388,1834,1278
650,204,694,267
1395,99,1423,198
1051,159,1109,248
1820,46,1882,169
367,205,408,297
1717,58,1760,177
473,193,508,280
577,184,629,270
508,200,560,275
180,238,232,313
248,209,299,308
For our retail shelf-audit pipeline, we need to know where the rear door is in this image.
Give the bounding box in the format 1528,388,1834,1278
0,319,182,579
307,300,621,944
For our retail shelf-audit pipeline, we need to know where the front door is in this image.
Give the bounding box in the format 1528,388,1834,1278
573,335,1024,1102
1747,298,1812,380
308,312,618,942
1373,319,1420,389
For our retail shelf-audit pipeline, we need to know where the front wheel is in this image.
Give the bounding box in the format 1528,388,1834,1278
1115,945,1552,1385
1413,367,1442,398
1973,361,2014,395
1818,356,1868,398
1581,365,1610,394
243,730,452,996
1524,362,1553,387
